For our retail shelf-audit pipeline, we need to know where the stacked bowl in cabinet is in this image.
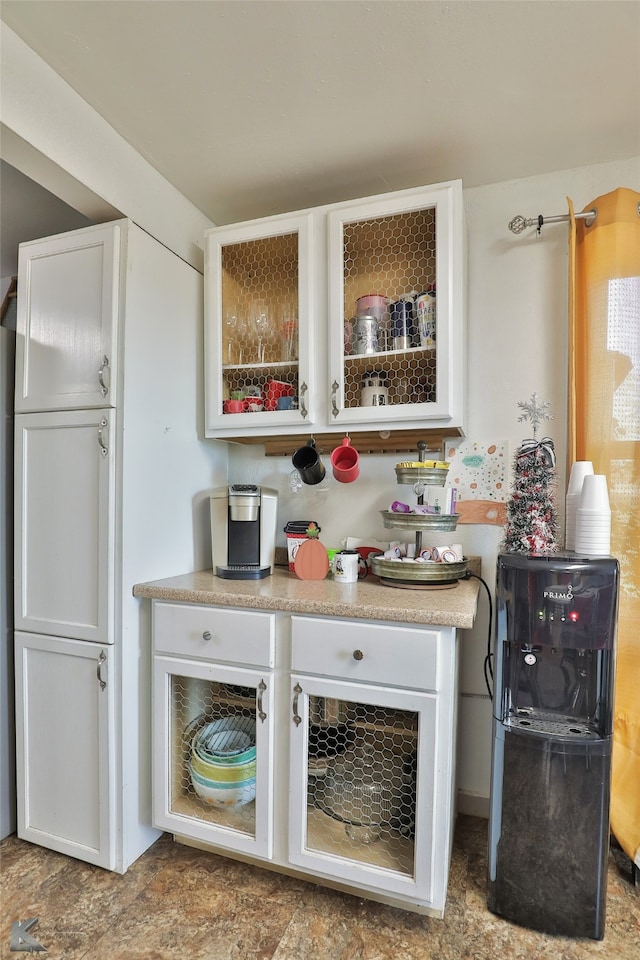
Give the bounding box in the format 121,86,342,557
371,449,467,587
188,716,257,807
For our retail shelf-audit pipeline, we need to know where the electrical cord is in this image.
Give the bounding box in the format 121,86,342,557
463,571,494,700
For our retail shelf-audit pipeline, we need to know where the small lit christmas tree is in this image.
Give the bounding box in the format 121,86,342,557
502,393,559,555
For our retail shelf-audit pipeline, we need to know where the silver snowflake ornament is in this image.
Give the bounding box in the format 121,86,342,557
517,393,553,438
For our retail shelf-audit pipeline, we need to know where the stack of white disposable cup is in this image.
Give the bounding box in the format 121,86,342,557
575,474,611,555
565,461,594,550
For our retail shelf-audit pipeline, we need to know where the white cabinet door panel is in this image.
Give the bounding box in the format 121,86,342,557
15,224,120,412
327,181,465,429
153,655,274,860
204,212,316,436
15,410,114,643
15,632,115,869
288,674,437,903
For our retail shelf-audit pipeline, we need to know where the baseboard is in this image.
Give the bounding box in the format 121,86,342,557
457,791,489,819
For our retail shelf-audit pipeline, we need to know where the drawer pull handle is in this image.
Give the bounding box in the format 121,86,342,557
299,382,308,419
97,650,107,690
202,630,212,641
257,679,267,723
331,380,340,418
353,649,364,661
97,418,109,458
98,355,110,397
292,682,302,727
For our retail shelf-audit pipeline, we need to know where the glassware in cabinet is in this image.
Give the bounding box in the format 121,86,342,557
205,212,314,432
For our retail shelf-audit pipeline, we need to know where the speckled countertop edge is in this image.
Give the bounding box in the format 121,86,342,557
133,567,480,629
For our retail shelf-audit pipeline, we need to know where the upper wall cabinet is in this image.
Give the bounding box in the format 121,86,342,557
204,181,465,440
205,213,315,433
15,224,120,413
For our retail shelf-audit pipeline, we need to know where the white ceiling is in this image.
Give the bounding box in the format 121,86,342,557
2,0,639,271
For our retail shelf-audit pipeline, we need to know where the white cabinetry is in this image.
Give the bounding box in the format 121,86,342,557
326,184,465,430
14,221,218,872
204,180,465,440
152,602,275,859
15,224,119,413
204,212,316,432
152,601,459,916
15,633,115,867
15,409,114,643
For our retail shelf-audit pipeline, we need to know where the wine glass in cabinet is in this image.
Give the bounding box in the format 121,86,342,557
205,212,315,433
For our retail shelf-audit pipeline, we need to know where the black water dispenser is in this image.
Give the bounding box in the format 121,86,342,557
487,553,619,940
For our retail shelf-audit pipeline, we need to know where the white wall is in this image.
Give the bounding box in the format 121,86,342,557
228,156,640,807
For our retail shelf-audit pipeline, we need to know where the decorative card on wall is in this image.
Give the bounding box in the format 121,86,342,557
445,439,508,525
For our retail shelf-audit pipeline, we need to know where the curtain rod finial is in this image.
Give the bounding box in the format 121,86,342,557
508,215,528,234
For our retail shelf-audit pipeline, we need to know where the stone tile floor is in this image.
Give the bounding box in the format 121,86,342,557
1,816,638,959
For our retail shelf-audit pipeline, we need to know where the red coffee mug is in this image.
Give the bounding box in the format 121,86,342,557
356,546,382,573
223,398,246,414
265,380,294,411
266,380,294,399
330,437,359,483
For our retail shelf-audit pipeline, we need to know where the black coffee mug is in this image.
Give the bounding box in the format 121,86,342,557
292,439,326,485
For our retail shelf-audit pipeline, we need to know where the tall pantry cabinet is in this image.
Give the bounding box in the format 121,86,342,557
14,220,221,872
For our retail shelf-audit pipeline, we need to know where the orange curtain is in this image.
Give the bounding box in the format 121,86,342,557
568,187,640,867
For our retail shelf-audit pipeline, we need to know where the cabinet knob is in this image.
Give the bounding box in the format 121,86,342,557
353,649,364,661
202,630,212,641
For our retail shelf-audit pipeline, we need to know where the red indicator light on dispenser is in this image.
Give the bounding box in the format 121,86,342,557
569,610,579,623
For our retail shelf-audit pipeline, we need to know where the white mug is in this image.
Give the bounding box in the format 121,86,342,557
361,384,388,406
332,550,365,583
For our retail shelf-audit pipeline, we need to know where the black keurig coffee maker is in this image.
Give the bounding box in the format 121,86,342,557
487,552,619,940
210,484,278,580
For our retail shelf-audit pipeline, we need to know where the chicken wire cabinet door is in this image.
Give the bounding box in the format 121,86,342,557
15,633,116,869
204,213,316,436
288,674,438,906
327,181,465,430
15,223,120,413
153,656,274,860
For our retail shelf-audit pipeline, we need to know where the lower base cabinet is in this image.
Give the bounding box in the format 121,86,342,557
151,601,459,916
153,655,275,860
15,632,115,869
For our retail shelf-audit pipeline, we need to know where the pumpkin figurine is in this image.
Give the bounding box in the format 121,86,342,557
293,522,330,580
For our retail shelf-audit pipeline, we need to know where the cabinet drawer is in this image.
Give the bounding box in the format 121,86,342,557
291,616,439,691
153,602,275,667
